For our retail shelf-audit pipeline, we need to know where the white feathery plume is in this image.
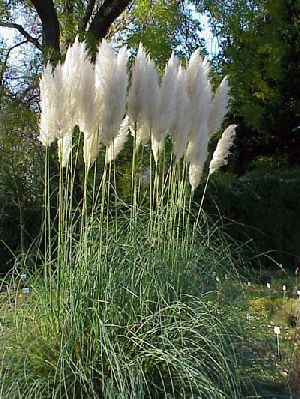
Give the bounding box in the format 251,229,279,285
194,56,213,128
39,62,75,170
95,40,116,143
189,162,204,193
140,56,159,144
76,53,97,138
209,124,237,175
208,76,230,136
39,63,57,146
151,136,165,163
128,44,159,146
62,37,87,125
182,50,214,188
185,50,212,142
57,37,90,167
69,44,99,168
79,61,99,168
127,43,148,126
185,49,202,92
170,66,192,161
83,130,100,170
151,52,178,161
57,132,72,168
39,62,71,147
96,41,128,146
39,38,91,166
51,63,71,139
187,124,210,191
63,38,97,168
153,52,178,141
105,115,130,163
185,49,202,142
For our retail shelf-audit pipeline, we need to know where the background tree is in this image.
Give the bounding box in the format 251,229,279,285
0,92,43,272
123,0,204,67
0,0,132,62
194,0,300,173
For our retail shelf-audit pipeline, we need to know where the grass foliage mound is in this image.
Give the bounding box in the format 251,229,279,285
1,211,242,398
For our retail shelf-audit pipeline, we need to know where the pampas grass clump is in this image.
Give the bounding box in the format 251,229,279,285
0,39,243,399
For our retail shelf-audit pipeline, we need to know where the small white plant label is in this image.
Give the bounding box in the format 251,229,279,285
274,326,280,335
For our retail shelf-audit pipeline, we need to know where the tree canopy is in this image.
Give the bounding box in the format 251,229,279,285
1,0,132,62
198,0,300,172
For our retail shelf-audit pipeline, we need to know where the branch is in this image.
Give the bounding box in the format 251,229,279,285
29,0,60,62
1,41,28,83
0,39,28,84
87,0,132,52
79,0,97,32
0,22,42,50
5,40,28,58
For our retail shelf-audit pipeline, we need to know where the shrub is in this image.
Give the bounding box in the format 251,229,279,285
201,169,300,269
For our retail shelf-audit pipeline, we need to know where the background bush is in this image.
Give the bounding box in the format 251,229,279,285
200,168,300,269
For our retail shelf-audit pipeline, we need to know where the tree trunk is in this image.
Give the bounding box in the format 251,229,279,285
29,0,132,62
86,0,132,56
30,0,61,63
